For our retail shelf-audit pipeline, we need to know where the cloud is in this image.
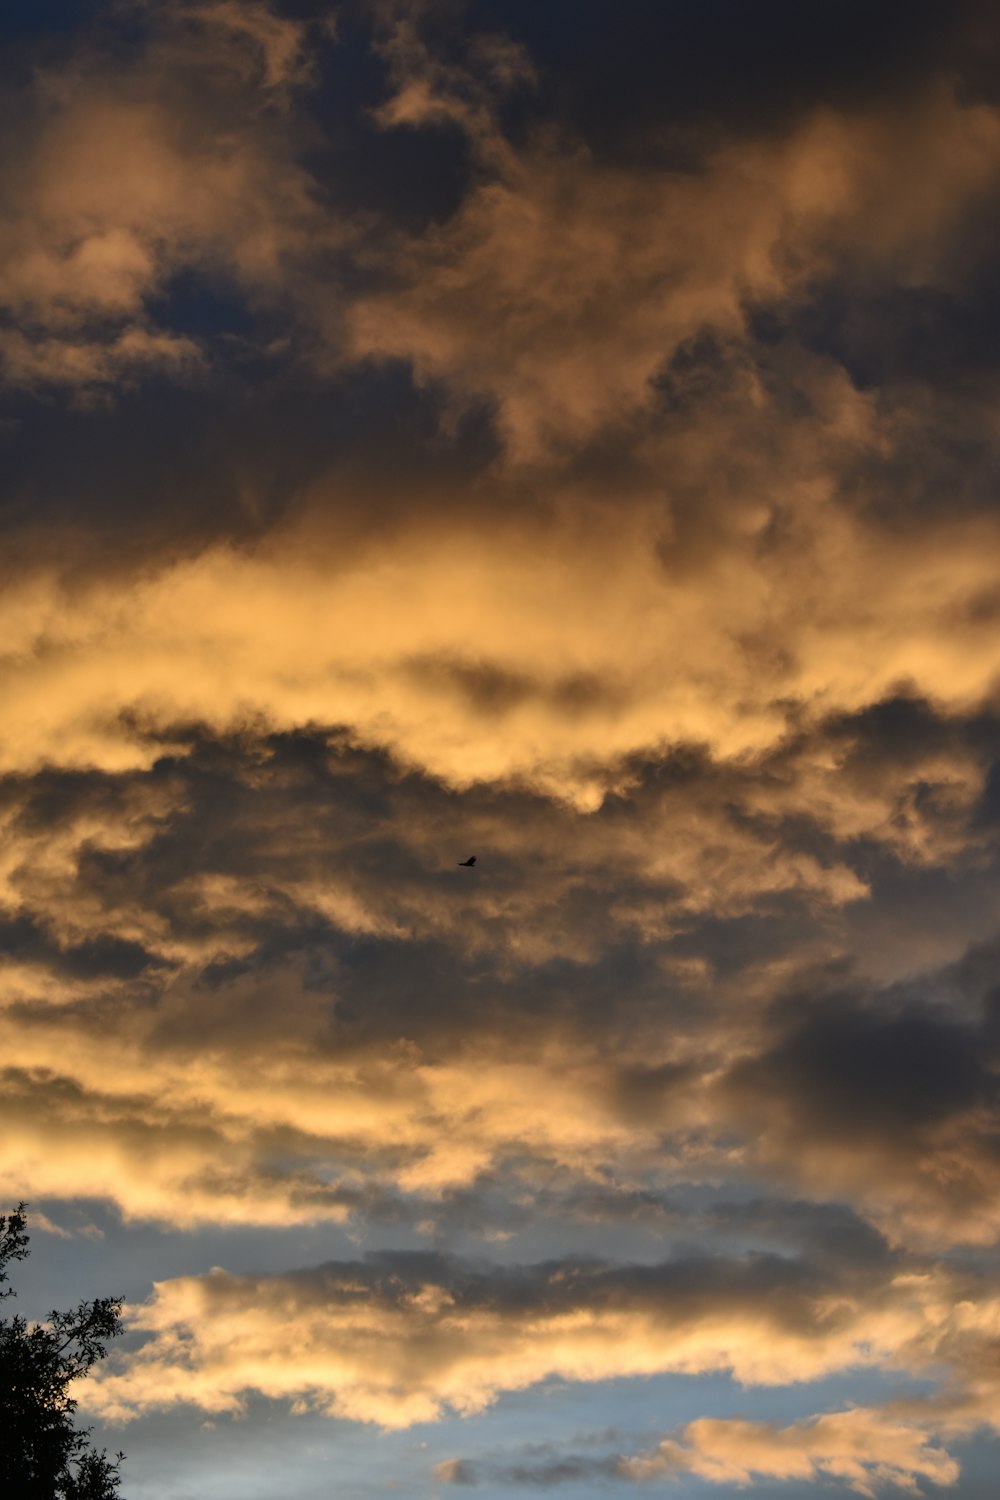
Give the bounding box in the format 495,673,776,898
180,1,321,93
3,14,1000,839
624,1409,960,1496
444,1407,960,1493
73,1234,1000,1500
716,985,1000,1245
0,2,335,395
83,1244,959,1428
5,9,1000,1492
478,1453,626,1488
434,1457,478,1485
5,470,1000,815
370,0,535,143
27,1208,73,1240
484,0,995,151
350,82,1000,462
1,714,999,1236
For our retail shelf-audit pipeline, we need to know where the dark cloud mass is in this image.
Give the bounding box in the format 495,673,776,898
3,3,1000,1497
474,0,989,145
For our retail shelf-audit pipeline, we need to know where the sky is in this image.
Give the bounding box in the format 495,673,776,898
5,1,1000,1497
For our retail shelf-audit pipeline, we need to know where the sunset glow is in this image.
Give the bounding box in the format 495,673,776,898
4,4,1000,1497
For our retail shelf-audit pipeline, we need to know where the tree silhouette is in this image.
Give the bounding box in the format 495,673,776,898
0,1205,126,1498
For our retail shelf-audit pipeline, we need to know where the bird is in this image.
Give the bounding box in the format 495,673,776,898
458,856,476,866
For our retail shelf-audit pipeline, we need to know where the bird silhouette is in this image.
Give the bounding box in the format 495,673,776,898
458,856,476,866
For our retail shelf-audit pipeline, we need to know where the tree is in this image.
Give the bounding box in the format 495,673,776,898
0,1205,127,1499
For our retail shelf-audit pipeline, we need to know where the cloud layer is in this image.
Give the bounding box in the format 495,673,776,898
5,2,1000,1496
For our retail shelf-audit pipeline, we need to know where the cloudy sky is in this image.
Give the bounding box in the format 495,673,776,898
5,1,1000,1496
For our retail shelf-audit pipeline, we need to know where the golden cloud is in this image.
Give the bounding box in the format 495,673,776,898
622,1408,960,1495
350,83,1000,462
82,1249,957,1429
3,14,1000,1492
1,474,998,804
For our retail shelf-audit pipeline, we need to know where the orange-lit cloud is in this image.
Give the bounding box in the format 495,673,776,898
4,488,1000,813
350,83,1000,461
2,700,999,1242
4,4,1000,1494
83,1247,959,1428
442,1407,964,1494
622,1408,959,1495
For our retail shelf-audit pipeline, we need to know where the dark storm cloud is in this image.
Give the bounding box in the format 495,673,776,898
273,1243,833,1316
730,992,992,1143
710,958,1000,1245
703,1197,894,1272
470,0,994,151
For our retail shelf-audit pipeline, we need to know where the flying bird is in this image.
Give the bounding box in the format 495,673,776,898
458,856,476,866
